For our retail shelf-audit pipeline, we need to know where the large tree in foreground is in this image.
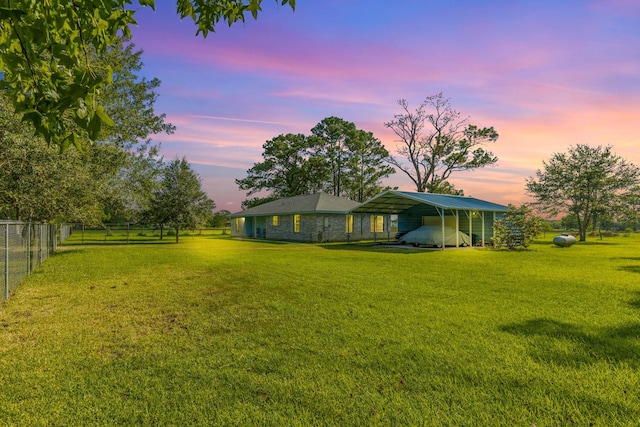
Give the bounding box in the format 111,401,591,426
0,0,294,149
385,93,498,194
526,144,640,242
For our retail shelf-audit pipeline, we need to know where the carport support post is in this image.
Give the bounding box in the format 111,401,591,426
387,213,391,242
436,207,445,250
468,211,473,246
481,212,486,247
455,209,460,247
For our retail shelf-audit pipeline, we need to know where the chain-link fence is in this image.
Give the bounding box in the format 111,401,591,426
65,223,230,244
1,222,69,301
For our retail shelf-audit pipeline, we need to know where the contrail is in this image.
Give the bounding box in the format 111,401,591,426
191,115,293,126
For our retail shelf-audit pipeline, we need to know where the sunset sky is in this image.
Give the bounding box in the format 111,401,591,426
129,0,640,212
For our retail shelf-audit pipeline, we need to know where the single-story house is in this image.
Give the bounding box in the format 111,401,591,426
349,190,508,247
230,193,387,243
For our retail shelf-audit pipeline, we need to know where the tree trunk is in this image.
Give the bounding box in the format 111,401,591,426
579,226,587,242
175,227,179,243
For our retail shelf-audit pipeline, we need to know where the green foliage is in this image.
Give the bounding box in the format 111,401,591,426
240,195,279,210
146,157,215,242
526,144,640,242
236,117,394,204
3,234,640,424
0,95,103,223
0,0,294,150
310,116,395,202
209,209,231,228
385,93,498,193
236,133,324,199
492,204,546,249
0,39,170,223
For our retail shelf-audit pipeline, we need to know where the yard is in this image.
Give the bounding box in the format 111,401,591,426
1,232,639,425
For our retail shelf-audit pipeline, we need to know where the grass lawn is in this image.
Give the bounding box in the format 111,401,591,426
1,232,639,425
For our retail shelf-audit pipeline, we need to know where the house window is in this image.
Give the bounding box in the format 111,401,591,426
370,215,384,233
345,214,353,233
293,214,300,233
234,218,241,231
272,215,279,226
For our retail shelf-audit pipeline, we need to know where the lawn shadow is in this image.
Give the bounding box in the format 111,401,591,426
319,242,444,254
500,309,640,367
611,257,640,274
49,247,88,257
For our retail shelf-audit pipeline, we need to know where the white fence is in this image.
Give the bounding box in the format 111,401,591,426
0,222,70,300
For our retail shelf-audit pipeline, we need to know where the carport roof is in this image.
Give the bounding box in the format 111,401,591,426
350,190,509,214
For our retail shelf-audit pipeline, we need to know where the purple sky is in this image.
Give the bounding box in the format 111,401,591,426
129,0,640,213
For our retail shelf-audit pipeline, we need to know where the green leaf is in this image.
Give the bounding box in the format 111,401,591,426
95,105,115,127
137,0,155,9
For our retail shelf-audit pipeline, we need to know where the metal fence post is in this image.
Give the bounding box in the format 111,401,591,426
38,224,43,267
27,223,31,274
4,225,9,300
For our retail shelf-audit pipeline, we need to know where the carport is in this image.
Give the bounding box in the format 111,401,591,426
350,190,508,249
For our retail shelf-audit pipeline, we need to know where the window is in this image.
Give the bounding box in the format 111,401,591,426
293,214,300,233
234,218,241,231
345,214,353,233
272,215,279,226
370,215,384,233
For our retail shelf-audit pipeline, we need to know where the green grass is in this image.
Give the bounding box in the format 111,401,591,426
1,233,640,425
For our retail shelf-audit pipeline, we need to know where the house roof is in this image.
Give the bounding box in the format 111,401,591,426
230,193,360,217
350,190,509,214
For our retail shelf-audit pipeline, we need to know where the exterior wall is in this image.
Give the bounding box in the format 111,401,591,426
231,217,245,238
230,213,388,242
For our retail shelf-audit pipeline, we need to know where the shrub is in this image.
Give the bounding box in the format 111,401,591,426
492,204,546,250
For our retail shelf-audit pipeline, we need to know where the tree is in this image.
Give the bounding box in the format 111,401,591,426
384,93,498,194
0,39,171,224
342,129,395,202
0,99,103,223
237,118,394,205
210,210,231,228
236,133,326,200
310,117,351,197
148,157,215,243
618,192,640,231
526,144,640,241
560,214,579,231
310,117,394,202
241,195,279,210
0,0,294,149
492,204,546,249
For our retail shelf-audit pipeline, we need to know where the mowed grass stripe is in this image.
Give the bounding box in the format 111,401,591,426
1,233,639,425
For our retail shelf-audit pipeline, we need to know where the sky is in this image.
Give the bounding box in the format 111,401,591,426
128,0,640,213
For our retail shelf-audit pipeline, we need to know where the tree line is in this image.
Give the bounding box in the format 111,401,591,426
1,1,639,244
0,38,215,242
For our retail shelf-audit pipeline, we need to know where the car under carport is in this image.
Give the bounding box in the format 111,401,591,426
350,190,509,249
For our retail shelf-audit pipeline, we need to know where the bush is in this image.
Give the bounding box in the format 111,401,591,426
492,204,546,250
